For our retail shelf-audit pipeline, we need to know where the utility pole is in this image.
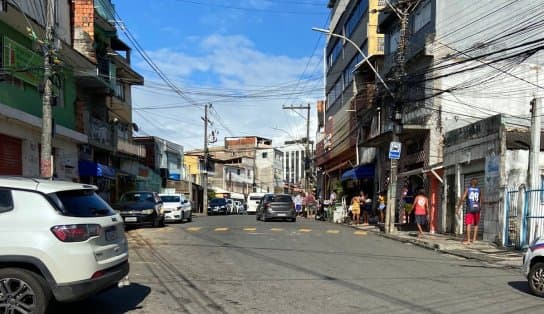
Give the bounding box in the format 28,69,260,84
385,0,418,234
282,104,311,192
202,104,211,215
40,0,56,178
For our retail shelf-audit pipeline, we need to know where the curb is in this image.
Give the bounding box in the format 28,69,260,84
346,223,521,270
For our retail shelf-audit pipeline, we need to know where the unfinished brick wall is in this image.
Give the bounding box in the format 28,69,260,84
72,0,95,61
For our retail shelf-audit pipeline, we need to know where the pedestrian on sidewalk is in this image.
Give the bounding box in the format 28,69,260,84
305,192,316,218
378,191,386,224
456,178,482,245
360,191,370,225
351,195,360,225
410,188,429,238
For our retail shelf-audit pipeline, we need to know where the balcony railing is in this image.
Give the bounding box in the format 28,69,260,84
117,138,146,158
89,117,113,148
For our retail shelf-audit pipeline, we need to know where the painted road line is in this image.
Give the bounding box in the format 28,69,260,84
214,227,229,232
298,228,312,233
326,230,340,234
244,227,257,231
270,228,284,232
186,227,201,232
354,230,368,235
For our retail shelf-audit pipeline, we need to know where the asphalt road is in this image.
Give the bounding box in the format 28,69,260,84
52,215,542,313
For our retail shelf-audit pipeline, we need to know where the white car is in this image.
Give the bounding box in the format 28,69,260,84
0,177,129,312
522,236,544,297
159,193,192,222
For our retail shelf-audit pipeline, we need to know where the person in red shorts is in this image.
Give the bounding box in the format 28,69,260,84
456,178,483,245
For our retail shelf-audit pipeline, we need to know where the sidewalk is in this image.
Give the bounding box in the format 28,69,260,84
351,223,523,269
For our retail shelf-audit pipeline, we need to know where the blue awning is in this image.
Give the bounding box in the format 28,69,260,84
78,160,116,179
341,164,375,181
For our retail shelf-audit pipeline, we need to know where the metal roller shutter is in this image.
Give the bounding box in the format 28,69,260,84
0,134,22,175
463,172,485,239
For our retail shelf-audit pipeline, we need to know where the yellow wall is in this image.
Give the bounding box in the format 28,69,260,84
184,155,200,175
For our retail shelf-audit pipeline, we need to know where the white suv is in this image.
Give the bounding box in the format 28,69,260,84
0,177,129,312
523,236,544,297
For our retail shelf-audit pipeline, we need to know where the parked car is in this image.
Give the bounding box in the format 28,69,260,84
0,177,129,313
226,198,236,214
234,200,244,214
522,236,544,297
208,198,228,215
113,191,164,227
159,193,192,223
246,192,266,214
256,193,296,222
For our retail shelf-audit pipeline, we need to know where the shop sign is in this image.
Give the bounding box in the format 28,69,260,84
3,36,43,86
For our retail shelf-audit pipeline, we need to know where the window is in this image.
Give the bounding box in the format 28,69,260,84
52,189,116,217
343,53,363,87
327,78,344,107
262,152,268,159
388,28,400,54
327,39,343,69
0,189,13,213
345,0,369,38
237,169,241,175
413,1,431,33
378,0,386,8
377,37,385,53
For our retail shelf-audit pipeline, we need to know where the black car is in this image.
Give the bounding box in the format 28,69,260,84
257,194,296,222
208,198,228,215
113,191,165,227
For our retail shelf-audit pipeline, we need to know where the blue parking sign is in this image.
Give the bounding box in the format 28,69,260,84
389,141,401,160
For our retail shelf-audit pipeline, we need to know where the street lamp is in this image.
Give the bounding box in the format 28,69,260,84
311,27,394,99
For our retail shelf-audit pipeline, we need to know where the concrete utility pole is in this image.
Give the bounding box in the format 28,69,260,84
202,104,211,215
283,104,311,192
385,0,420,234
528,98,541,191
40,0,56,178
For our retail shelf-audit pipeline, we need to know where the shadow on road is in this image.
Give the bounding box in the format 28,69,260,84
48,283,151,314
508,281,531,295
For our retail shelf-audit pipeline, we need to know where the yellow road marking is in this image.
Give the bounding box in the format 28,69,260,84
298,228,312,233
270,228,284,232
326,230,340,234
186,227,201,232
244,227,257,231
214,227,229,232
354,230,368,235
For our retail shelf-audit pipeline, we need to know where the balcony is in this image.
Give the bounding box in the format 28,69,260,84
89,117,113,150
117,138,146,158
94,0,115,22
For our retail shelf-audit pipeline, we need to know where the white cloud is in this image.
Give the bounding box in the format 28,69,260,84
131,34,322,151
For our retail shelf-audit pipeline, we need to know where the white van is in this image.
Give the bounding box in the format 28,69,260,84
246,192,266,214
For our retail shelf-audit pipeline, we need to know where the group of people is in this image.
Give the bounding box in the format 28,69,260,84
348,191,388,225
293,191,317,218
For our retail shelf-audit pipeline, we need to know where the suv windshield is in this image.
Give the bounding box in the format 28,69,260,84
51,189,116,217
160,195,181,202
120,192,154,202
210,198,227,206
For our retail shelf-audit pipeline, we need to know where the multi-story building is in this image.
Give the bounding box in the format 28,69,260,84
280,139,313,193
0,1,145,203
0,1,88,180
370,0,543,239
185,136,272,196
316,0,385,200
255,147,283,193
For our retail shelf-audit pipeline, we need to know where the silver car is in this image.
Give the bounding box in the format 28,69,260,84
257,194,296,222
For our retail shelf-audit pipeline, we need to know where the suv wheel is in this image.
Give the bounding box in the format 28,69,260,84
153,215,165,228
529,262,544,297
0,268,51,314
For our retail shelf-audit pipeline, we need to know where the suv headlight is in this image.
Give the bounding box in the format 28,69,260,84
141,209,155,215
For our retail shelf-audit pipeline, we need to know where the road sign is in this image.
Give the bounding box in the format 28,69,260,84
389,141,401,160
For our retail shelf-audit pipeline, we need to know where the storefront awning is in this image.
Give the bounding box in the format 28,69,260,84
341,164,375,181
78,160,116,179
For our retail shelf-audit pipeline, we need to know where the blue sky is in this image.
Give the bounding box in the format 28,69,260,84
112,0,330,150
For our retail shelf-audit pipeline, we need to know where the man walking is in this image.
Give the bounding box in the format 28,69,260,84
456,178,482,245
411,189,429,239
